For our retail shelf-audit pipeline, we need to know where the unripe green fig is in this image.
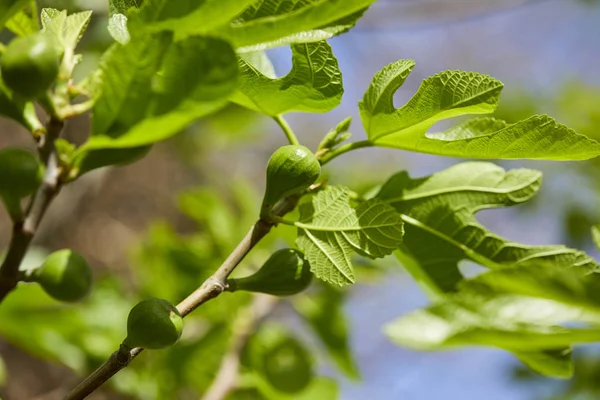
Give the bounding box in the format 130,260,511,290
0,75,43,132
0,148,44,218
0,33,61,99
261,145,320,218
227,249,312,296
30,249,93,302
245,325,313,394
124,298,183,349
263,337,312,393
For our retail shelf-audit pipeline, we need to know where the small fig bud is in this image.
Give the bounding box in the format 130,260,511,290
0,33,61,99
31,249,93,302
124,298,183,349
261,145,320,218
228,249,312,296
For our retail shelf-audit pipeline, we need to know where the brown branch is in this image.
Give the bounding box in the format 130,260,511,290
62,221,273,400
0,117,64,303
201,295,277,400
62,193,301,400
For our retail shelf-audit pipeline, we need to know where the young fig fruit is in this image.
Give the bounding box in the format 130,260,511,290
245,325,313,394
0,33,61,99
227,249,312,296
0,77,43,132
261,145,320,218
124,298,183,350
0,148,44,219
0,148,44,198
30,249,93,302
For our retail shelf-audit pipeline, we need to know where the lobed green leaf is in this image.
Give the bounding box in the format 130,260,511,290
109,0,143,14
231,41,343,116
385,263,600,377
384,284,598,379
129,0,256,39
4,1,38,36
360,60,600,160
214,0,375,51
360,60,503,141
76,34,237,161
295,186,403,285
376,162,597,293
41,8,92,51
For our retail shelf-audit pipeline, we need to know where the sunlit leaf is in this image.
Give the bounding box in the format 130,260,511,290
295,186,403,285
216,0,375,51
376,162,597,293
231,41,343,116
0,0,31,31
41,8,92,50
76,34,237,155
360,61,600,160
4,1,38,36
360,60,503,140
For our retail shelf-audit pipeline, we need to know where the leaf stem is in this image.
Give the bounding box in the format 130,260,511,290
318,140,373,165
273,115,300,145
0,116,64,303
62,196,301,400
271,216,297,226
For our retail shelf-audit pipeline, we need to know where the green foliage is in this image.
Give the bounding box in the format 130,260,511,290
2,0,600,398
210,0,375,51
4,1,38,36
385,263,600,378
359,60,600,160
295,186,404,285
129,0,257,39
231,42,343,116
376,162,596,294
40,8,91,53
293,286,360,379
0,0,31,31
361,60,503,139
81,35,237,150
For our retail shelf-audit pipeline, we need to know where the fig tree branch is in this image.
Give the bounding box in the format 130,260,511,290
0,116,64,303
62,195,301,400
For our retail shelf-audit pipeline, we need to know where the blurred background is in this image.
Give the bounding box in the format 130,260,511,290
1,0,600,399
